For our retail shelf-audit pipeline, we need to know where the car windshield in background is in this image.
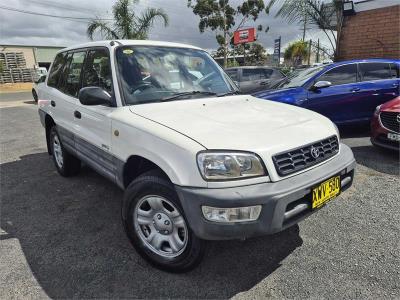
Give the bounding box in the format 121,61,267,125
116,46,236,105
277,65,326,89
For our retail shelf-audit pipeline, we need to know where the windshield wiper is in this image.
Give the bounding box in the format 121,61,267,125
217,90,240,97
160,91,217,102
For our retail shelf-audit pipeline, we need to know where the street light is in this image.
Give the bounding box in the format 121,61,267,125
343,1,356,16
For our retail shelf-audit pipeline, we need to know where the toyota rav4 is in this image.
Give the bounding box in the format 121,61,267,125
38,40,355,272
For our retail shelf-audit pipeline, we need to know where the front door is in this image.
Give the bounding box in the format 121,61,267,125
73,47,116,181
305,63,365,124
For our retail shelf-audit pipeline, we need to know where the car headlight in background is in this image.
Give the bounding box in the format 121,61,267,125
374,105,381,115
197,151,266,180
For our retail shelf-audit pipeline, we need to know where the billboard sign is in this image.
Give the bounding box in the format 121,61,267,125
233,28,256,45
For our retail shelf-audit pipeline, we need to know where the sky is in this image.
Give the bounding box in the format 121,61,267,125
0,0,398,54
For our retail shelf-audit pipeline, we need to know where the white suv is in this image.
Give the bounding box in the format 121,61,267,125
38,40,355,272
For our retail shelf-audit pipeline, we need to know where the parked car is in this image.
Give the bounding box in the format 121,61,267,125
371,96,400,151
225,66,286,93
32,75,46,102
254,59,400,125
38,40,355,272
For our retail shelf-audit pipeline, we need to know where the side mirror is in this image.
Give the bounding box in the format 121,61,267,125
78,87,112,106
311,80,332,91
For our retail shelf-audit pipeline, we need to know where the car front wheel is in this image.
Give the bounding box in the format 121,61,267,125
123,170,206,272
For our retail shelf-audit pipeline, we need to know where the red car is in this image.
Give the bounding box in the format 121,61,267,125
371,96,400,151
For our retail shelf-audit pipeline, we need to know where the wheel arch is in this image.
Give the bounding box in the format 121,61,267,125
119,155,171,189
44,114,55,155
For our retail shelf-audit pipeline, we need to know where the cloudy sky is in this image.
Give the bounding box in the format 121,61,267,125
0,0,398,54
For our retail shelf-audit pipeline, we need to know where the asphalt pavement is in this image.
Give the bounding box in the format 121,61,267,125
0,93,399,299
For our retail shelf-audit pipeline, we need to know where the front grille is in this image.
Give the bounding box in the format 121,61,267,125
273,136,339,176
380,112,400,133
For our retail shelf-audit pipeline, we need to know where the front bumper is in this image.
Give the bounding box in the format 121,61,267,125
176,143,356,240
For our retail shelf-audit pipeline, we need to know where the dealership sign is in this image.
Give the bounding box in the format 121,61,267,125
233,28,256,45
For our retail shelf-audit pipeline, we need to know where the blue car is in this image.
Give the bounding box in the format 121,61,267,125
253,59,400,125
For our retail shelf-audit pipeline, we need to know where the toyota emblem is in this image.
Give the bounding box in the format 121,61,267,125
397,114,400,123
310,146,320,159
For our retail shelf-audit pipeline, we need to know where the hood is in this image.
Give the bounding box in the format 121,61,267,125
129,95,336,154
381,96,400,112
252,87,305,104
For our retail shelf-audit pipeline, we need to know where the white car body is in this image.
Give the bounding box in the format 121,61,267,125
38,40,355,270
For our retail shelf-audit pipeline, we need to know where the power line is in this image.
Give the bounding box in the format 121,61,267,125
0,5,113,21
20,0,96,14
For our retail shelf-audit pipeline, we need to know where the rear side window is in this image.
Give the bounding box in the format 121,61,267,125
359,63,391,81
225,69,238,81
59,51,86,97
47,53,67,88
81,48,113,93
390,63,399,78
318,64,358,86
242,68,271,81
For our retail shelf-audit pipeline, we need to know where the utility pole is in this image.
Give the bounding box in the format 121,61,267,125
316,38,320,63
302,14,307,41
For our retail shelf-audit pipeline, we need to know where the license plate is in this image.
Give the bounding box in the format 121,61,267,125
387,132,400,141
312,176,341,209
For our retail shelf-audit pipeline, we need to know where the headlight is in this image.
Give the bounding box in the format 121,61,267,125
197,151,266,180
333,123,340,141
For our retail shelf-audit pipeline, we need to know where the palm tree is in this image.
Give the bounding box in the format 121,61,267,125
267,0,344,59
87,0,169,40
284,40,309,66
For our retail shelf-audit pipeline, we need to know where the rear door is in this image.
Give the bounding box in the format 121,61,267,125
46,51,81,150
73,47,116,181
358,62,399,118
305,63,363,123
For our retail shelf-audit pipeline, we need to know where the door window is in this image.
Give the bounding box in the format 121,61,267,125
82,48,113,93
242,68,271,81
225,69,238,81
59,51,86,97
359,63,391,81
47,53,67,88
318,64,358,86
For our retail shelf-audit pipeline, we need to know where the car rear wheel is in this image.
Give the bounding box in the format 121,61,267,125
50,126,81,177
123,170,206,272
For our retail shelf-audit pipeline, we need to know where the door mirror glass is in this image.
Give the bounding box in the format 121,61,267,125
78,86,112,106
313,80,332,90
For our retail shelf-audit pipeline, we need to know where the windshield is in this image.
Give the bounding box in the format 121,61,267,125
116,46,236,105
277,65,326,89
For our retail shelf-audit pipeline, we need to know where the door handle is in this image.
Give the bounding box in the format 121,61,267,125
74,110,81,119
393,83,399,88
50,100,56,107
351,87,361,92
260,81,269,85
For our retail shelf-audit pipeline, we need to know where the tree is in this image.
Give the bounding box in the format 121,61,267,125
284,40,309,66
87,0,169,40
267,0,344,60
247,43,267,65
187,0,267,68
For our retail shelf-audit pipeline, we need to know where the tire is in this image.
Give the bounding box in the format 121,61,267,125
123,170,206,272
49,126,81,177
32,89,38,102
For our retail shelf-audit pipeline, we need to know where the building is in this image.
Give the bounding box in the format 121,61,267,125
338,1,400,60
0,45,64,84
0,44,64,70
